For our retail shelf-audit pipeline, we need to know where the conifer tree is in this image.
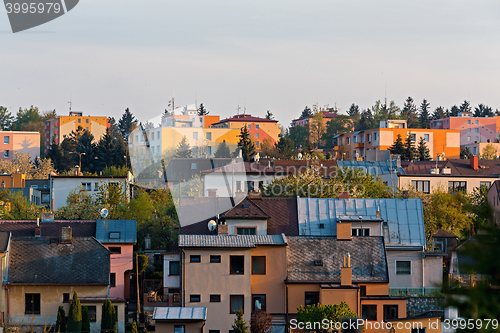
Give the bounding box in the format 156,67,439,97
419,99,431,129
215,140,231,158
82,306,90,333
118,108,137,139
401,96,418,128
174,136,192,158
67,291,82,333
388,134,405,156
197,103,209,116
417,137,431,161
403,133,417,161
265,110,274,120
56,305,66,333
232,309,249,333
237,126,256,162
101,298,116,332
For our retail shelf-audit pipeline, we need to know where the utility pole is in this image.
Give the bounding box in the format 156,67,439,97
136,253,140,325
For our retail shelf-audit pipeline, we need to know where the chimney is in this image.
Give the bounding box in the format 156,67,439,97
217,223,228,235
60,226,72,243
470,155,479,171
337,221,351,240
402,190,409,199
208,189,217,197
376,206,381,219
338,191,349,199
341,253,352,286
35,218,41,237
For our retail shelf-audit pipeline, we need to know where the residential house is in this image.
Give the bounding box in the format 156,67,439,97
461,142,500,158
0,131,40,161
25,179,50,207
430,115,500,146
291,109,353,145
336,160,405,191
211,114,281,146
399,156,498,194
161,104,220,128
153,307,207,333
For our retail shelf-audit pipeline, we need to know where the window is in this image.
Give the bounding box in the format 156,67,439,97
353,136,357,143
411,134,416,142
190,255,201,263
109,247,121,254
236,181,242,192
63,293,70,303
94,182,99,191
467,136,471,142
87,306,97,322
230,256,244,274
248,124,251,129
473,147,478,155
256,124,259,129
114,306,118,322
169,261,180,275
480,181,491,188
411,329,426,333
230,295,244,314
374,132,378,141
191,163,197,170
411,180,430,194
237,227,256,235
396,261,411,275
347,137,350,144
190,295,201,302
467,128,471,133
193,132,198,140
448,181,467,193
247,181,254,191
109,232,120,239
207,146,212,155
252,294,266,312
81,182,91,191
360,286,366,297
110,273,116,287
305,292,319,306
86,127,89,130
78,118,81,123
3,150,9,158
424,134,429,142
256,141,259,147
210,255,221,263
362,305,377,320
4,136,9,144
475,128,479,133
210,294,221,302
174,325,185,333
25,293,40,314
206,132,212,140
209,331,220,333
383,305,398,320
475,136,479,142
351,228,370,236
252,256,266,274
468,120,471,125
476,120,479,125
256,133,259,138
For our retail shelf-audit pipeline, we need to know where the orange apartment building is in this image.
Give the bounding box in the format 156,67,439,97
0,131,40,160
44,111,109,151
333,120,460,161
211,114,281,148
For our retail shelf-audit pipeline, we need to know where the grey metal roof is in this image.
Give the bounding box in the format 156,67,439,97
287,236,389,283
179,234,287,248
297,198,425,246
95,219,137,244
153,307,207,321
337,161,406,176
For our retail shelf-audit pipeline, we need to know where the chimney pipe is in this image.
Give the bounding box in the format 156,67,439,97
470,155,479,171
341,253,353,286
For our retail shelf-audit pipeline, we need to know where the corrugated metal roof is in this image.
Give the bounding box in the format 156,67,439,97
95,219,137,244
297,198,425,246
179,234,287,248
153,307,207,321
337,161,405,176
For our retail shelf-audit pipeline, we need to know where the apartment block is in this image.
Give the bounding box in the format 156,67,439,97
430,114,500,145
0,131,40,160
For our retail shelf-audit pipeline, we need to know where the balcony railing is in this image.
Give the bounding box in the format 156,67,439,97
389,287,441,297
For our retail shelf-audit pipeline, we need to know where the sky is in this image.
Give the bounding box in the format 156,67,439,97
1,0,500,127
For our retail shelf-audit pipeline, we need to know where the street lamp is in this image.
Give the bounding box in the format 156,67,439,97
69,152,86,171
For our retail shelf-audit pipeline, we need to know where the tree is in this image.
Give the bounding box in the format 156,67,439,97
265,110,274,120
75,130,98,173
101,298,117,332
174,136,193,158
67,291,82,333
388,134,405,156
237,126,256,162
214,140,231,158
474,103,493,117
260,139,278,158
232,309,249,333
287,125,309,149
449,105,460,117
401,97,418,128
419,99,431,129
416,137,431,161
432,106,447,120
0,106,13,130
118,108,137,139
56,305,66,333
300,106,312,119
47,136,63,171
402,133,417,161
131,321,138,333
275,136,294,159
309,111,325,147
296,302,359,333
82,306,90,333
347,103,360,117
460,100,472,114
250,311,272,333
322,115,353,148
197,103,209,116
461,147,472,159
357,109,373,131
481,143,497,160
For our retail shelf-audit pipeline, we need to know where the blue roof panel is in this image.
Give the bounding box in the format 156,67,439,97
95,219,137,244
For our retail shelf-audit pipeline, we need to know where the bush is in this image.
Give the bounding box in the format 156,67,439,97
67,291,82,333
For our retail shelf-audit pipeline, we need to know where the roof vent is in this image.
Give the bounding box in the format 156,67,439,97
314,260,323,266
243,204,250,208
319,223,325,229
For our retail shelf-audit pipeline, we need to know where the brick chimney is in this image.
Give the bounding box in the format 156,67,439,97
339,191,349,199
341,253,352,286
35,218,41,237
60,226,72,243
337,222,351,240
217,224,228,235
470,155,479,171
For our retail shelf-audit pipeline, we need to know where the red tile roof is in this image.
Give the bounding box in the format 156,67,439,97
211,114,278,125
223,198,270,219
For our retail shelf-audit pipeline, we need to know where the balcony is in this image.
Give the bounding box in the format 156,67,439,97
354,142,364,148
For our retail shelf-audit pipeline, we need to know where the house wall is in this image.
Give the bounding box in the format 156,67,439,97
386,250,424,288
424,256,443,288
0,132,40,161
320,288,358,314
163,253,181,291
487,182,500,226
0,174,25,188
203,173,279,197
82,301,126,333
348,222,383,237
155,320,205,333
399,175,496,194
286,284,321,314
226,219,269,236
104,244,134,299
58,115,109,143
462,142,500,157
360,298,407,333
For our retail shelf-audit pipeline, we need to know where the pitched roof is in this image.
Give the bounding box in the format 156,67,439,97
0,232,9,252
432,229,458,238
337,160,405,175
402,161,447,175
211,114,278,125
96,219,137,244
223,198,270,219
153,307,207,321
8,237,110,285
179,234,287,248
286,236,388,283
0,220,96,238
446,159,500,176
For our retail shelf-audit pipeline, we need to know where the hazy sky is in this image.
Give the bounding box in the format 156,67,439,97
1,0,500,127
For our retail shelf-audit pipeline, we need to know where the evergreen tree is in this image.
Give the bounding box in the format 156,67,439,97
402,133,417,161
287,125,309,148
401,96,418,128
275,136,294,159
417,137,431,161
76,130,98,173
232,309,249,333
67,291,82,333
0,106,13,130
419,99,431,129
461,147,472,159
46,136,63,171
309,111,325,147
347,103,360,117
197,103,209,116
474,104,493,117
82,306,90,333
237,126,256,162
118,108,137,139
432,106,447,120
459,100,472,114
56,305,66,333
357,109,373,130
388,134,405,156
174,136,192,158
101,298,116,332
265,110,274,120
450,105,460,117
214,140,231,158
300,106,312,119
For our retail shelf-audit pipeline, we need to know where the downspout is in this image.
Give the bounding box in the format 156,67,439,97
5,285,9,324
285,282,289,332
181,249,186,307
201,321,205,333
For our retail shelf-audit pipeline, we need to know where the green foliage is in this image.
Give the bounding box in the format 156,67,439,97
215,140,231,158
481,143,497,160
197,103,209,116
101,298,117,332
322,114,353,148
232,309,249,333
136,253,149,274
419,99,431,129
67,291,82,333
102,165,130,176
119,108,137,139
56,305,66,333
287,125,309,149
174,136,192,158
82,306,90,333
309,111,325,147
296,302,358,333
388,134,405,156
432,106,447,120
401,96,419,128
461,147,472,159
0,189,48,219
300,106,312,119
357,109,373,131
238,126,256,162
0,106,13,130
417,137,431,161
131,321,138,333
402,133,417,161
275,136,294,159
265,110,274,120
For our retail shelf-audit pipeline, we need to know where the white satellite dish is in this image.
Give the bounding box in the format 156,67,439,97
100,208,109,219
208,220,217,231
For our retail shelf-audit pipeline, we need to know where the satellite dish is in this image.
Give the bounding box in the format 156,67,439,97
208,220,217,231
100,208,109,219
441,152,445,157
